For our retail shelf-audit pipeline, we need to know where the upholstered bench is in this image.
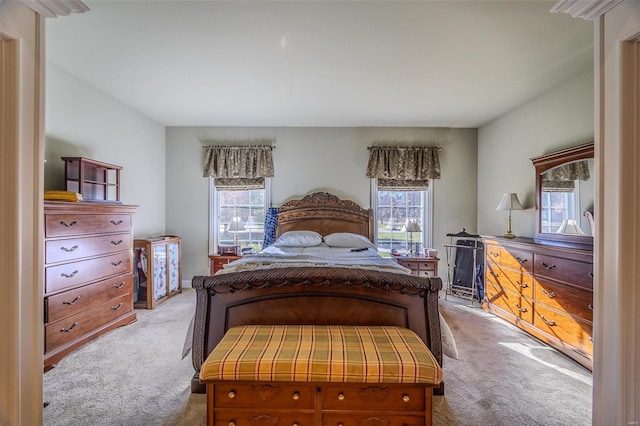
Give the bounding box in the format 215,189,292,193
199,324,443,426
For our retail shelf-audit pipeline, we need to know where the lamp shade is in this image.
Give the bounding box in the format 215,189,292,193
228,217,245,232
556,219,585,235
495,193,524,211
401,218,422,233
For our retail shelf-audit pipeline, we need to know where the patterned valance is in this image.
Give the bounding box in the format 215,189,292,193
366,146,440,190
203,144,274,189
541,160,590,192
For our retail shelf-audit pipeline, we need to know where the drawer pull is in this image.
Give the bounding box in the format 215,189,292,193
111,240,123,246
228,422,236,426
490,251,499,257
60,220,77,227
515,303,528,313
402,394,410,403
490,272,499,278
542,262,556,270
110,220,123,226
588,272,594,278
516,280,528,288
60,270,79,278
228,391,236,399
588,337,593,342
113,281,126,289
111,261,123,266
60,245,79,252
111,303,123,311
62,296,81,305
541,289,556,298
516,257,528,264
293,423,299,426
338,392,345,401
292,391,300,401
588,304,593,310
540,315,556,326
60,322,78,333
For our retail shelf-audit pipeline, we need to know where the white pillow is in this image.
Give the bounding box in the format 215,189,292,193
323,232,376,249
274,230,323,247
440,312,460,359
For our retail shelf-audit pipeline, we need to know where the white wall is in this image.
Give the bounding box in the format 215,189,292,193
166,127,478,279
477,68,594,238
45,63,166,237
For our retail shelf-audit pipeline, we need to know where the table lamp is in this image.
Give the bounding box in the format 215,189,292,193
402,218,422,256
496,193,523,239
228,217,245,245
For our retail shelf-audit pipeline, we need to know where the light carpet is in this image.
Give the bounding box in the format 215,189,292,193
43,288,592,425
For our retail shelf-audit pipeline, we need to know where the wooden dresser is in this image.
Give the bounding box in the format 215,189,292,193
482,236,593,370
44,201,137,369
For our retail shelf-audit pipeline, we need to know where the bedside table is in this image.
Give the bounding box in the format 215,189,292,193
209,254,242,275
395,256,439,277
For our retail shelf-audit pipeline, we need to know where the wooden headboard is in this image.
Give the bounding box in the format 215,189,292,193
276,192,374,240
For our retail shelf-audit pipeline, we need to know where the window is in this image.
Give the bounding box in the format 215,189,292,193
371,181,432,257
209,179,271,254
540,182,580,233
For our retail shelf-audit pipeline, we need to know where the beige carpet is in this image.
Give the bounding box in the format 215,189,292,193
43,288,592,425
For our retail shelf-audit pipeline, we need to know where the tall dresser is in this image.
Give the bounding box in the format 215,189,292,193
44,201,137,369
482,236,593,370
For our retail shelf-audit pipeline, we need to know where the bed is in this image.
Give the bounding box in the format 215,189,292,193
190,192,444,394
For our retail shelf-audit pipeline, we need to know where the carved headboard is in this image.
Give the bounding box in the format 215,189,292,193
276,192,374,241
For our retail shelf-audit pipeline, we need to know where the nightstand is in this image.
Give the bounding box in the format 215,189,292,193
395,256,439,277
209,254,242,275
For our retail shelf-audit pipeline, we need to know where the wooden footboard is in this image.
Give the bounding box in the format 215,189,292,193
190,268,443,394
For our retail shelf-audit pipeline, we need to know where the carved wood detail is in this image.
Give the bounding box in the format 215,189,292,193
250,384,281,401
248,415,279,426
358,417,390,426
358,386,390,402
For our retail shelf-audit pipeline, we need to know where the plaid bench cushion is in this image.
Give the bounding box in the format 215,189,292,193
199,325,442,385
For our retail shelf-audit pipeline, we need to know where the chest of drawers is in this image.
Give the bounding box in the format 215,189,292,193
44,202,137,369
482,236,593,370
209,254,242,275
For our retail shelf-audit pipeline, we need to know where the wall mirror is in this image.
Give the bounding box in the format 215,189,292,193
531,142,594,246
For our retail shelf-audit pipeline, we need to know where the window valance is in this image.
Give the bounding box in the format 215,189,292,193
203,144,274,189
541,160,590,192
366,146,441,190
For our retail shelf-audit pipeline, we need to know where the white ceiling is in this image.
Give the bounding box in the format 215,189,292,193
45,0,593,128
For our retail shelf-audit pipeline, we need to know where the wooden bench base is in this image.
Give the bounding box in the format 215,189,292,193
205,380,435,426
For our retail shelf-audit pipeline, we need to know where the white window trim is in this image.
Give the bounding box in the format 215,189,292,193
370,179,433,251
208,178,271,255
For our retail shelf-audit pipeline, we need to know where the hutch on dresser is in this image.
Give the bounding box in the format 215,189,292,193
133,236,182,309
44,201,137,370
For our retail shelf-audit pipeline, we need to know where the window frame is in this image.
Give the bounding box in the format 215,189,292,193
370,179,433,255
208,178,272,255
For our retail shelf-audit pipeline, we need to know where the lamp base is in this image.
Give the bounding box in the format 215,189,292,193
503,232,516,239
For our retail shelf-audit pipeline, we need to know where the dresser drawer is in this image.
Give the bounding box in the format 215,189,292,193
534,278,593,322
534,304,593,355
534,254,593,289
497,246,533,272
485,283,533,323
46,274,133,322
45,232,132,264
214,411,315,426
45,213,131,238
45,251,132,294
322,384,425,411
45,293,132,352
323,414,426,426
214,383,315,409
485,263,533,299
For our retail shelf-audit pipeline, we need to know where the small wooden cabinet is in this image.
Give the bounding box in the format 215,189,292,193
209,254,242,275
62,157,121,203
395,256,439,277
44,201,137,369
134,236,182,309
482,236,593,370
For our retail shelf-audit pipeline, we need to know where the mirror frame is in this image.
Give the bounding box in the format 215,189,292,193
531,141,594,246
